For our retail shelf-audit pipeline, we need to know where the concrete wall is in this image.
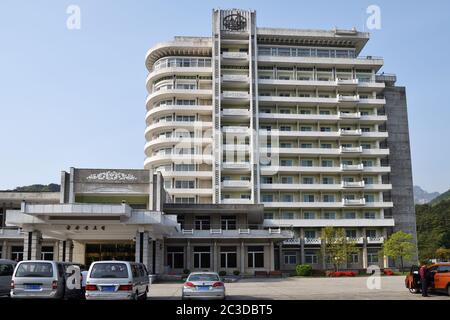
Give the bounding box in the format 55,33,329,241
384,86,418,265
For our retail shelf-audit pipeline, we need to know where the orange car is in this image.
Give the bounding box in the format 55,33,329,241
405,263,450,295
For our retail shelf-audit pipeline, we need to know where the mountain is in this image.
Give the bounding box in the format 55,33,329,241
1,183,60,192
430,188,450,205
416,199,450,261
413,185,440,204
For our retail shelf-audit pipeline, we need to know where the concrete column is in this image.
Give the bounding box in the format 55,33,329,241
154,239,164,274
300,228,305,264
53,241,59,261
23,230,42,261
240,241,245,275
186,240,191,271
1,240,7,259
362,244,368,269
269,241,275,271
135,231,150,268
278,243,283,271
213,241,218,272
58,240,73,262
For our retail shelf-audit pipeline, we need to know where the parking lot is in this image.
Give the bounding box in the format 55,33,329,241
149,276,450,300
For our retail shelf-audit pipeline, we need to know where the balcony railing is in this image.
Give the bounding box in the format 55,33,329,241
222,74,249,82
342,181,365,188
340,129,362,136
340,164,364,171
367,236,384,244
222,91,250,99
337,94,360,102
222,180,252,188
342,199,366,206
221,198,252,204
336,78,359,85
221,108,250,117
283,238,301,245
340,146,363,153
338,111,361,119
304,238,321,245
222,52,249,59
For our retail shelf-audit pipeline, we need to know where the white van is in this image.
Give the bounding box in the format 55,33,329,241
0,259,16,297
85,261,149,300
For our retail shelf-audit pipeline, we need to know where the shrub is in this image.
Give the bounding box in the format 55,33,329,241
218,271,227,277
183,269,190,275
295,264,313,276
233,270,240,276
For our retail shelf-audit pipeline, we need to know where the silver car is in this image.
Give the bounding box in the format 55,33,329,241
0,259,16,297
182,272,225,300
11,260,71,299
85,261,149,300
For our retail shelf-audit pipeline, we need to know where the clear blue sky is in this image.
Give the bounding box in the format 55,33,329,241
0,0,449,193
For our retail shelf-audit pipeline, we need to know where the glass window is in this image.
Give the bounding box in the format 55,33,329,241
89,263,129,279
193,246,211,269
167,247,184,269
248,246,264,268
284,252,297,265
220,246,237,268
304,212,316,219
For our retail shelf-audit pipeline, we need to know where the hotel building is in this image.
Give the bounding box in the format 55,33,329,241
0,9,416,274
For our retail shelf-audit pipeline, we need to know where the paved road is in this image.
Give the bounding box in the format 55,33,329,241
148,276,449,300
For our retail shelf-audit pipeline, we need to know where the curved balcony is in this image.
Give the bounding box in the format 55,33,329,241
146,66,211,90
144,154,213,168
145,121,212,140
145,89,212,109
144,137,213,157
145,38,212,71
145,105,212,122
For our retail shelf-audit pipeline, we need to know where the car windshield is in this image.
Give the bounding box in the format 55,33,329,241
15,262,53,278
90,263,129,279
188,274,220,282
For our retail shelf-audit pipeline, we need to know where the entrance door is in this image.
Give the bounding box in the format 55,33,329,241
85,243,135,266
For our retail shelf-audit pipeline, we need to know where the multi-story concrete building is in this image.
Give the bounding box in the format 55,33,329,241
0,8,416,274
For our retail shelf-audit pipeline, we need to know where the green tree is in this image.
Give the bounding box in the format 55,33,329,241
321,227,358,271
435,247,450,262
382,231,416,271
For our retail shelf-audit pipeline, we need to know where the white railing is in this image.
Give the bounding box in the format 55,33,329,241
337,94,360,102
221,108,250,116
222,180,252,188
222,74,249,82
222,198,252,205
210,229,222,234
222,126,249,133
283,238,301,245
346,237,364,244
342,181,365,188
304,238,321,245
340,163,364,171
340,129,362,136
222,52,248,59
367,236,384,244
336,78,359,85
222,162,251,170
338,111,361,119
222,91,250,99
342,199,366,206
340,146,363,153
269,228,281,234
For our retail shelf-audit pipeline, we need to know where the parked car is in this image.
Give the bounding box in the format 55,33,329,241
85,261,149,300
182,272,225,300
405,263,450,295
0,259,17,297
10,260,82,299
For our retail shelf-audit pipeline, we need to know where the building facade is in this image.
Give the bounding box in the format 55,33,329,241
0,8,417,274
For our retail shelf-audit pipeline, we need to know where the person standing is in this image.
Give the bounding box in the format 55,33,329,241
419,263,429,297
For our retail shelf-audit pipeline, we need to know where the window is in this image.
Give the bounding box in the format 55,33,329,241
362,160,374,167
322,160,333,167
281,194,293,202
175,164,195,171
300,126,312,131
175,197,195,204
284,252,297,265
281,159,293,166
321,143,332,149
194,246,211,269
221,216,237,230
348,253,359,264
301,160,313,167
320,127,331,132
324,212,336,219
363,177,374,185
264,212,274,219
261,176,273,184
262,194,274,202
361,143,372,150
367,249,379,264
280,125,292,131
248,246,264,268
365,212,376,219
302,177,314,184
301,143,313,148
220,247,237,268
323,195,335,203
346,230,357,238
305,230,316,238
304,250,318,264
175,180,195,189
11,246,23,262
177,216,185,229
41,246,54,261
322,177,334,184
0,263,13,276
304,212,315,219
281,212,294,219
366,229,377,238
303,194,315,202
194,216,210,230
344,212,356,219
364,194,375,203
167,246,184,269
281,176,293,184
